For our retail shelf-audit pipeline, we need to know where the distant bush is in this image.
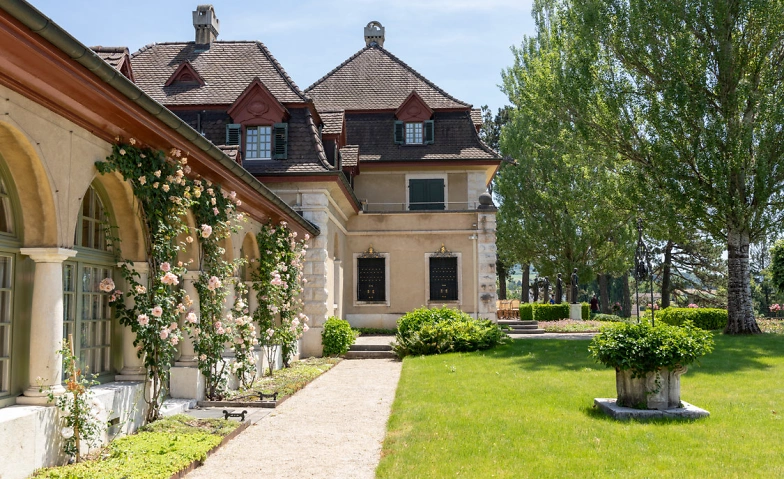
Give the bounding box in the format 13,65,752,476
519,303,534,321
592,313,625,322
321,317,357,356
582,303,590,320
532,303,570,321
657,307,728,330
394,306,506,357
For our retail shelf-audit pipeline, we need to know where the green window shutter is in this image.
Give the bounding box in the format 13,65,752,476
226,124,241,146
409,179,444,210
272,123,288,160
427,178,445,210
394,121,405,144
424,120,434,144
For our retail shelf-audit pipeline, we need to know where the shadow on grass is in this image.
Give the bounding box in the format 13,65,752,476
485,333,784,375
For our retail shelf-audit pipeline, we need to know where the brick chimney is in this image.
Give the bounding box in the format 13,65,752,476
193,5,219,47
364,21,385,47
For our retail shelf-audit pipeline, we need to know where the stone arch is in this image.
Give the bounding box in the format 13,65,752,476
0,121,58,246
240,232,260,281
89,172,146,261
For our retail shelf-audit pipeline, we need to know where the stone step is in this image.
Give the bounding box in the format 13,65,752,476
344,350,398,360
498,320,539,326
349,344,393,351
507,329,547,335
503,325,540,330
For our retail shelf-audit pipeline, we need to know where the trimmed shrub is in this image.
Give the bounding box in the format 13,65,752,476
321,317,357,356
393,306,506,357
657,307,728,330
582,303,590,320
519,303,534,321
592,313,624,322
532,303,569,321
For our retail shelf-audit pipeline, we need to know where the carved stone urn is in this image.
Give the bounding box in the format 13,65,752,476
615,366,687,410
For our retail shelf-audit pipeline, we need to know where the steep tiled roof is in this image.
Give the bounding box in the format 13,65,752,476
320,110,344,135
241,108,332,174
306,45,470,111
347,111,501,163
91,46,129,69
470,108,483,128
339,145,359,167
131,41,307,106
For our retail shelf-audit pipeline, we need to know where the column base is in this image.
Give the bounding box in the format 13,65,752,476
16,385,65,406
117,367,146,381
569,303,583,320
299,327,324,358
170,366,205,401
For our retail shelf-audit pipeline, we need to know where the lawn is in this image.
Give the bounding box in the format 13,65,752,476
377,334,784,478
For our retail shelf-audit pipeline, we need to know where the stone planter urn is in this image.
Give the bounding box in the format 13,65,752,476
615,366,687,410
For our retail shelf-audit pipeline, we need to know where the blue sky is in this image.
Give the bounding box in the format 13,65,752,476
29,0,536,113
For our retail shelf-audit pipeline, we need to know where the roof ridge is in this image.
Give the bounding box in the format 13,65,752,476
305,45,372,92
252,41,308,102
304,108,332,170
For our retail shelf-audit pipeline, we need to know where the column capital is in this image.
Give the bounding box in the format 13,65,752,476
20,247,77,263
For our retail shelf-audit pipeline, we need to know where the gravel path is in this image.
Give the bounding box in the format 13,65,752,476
186,359,402,479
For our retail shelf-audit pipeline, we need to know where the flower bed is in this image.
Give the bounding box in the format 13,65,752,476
32,415,242,479
758,318,784,334
538,320,611,333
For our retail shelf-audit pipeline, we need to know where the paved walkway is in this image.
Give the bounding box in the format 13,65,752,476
186,358,402,479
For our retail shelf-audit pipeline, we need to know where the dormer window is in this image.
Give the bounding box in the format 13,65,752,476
246,126,272,159
395,120,434,145
405,122,423,144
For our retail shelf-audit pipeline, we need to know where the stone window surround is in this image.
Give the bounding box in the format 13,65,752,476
425,252,462,306
405,173,448,211
352,252,390,307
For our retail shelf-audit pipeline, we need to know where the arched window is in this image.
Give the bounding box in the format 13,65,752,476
0,169,19,402
64,184,114,379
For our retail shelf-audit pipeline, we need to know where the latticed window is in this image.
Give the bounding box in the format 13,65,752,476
357,258,386,302
405,122,423,144
246,126,272,159
429,257,458,301
0,175,13,235
0,255,13,395
63,263,113,377
79,186,109,250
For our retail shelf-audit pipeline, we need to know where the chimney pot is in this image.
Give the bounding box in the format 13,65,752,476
193,5,219,47
364,21,385,47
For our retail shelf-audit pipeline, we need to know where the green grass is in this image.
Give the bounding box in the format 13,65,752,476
377,335,784,479
227,356,340,400
33,415,239,479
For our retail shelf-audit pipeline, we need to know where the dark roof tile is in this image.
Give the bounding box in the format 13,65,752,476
340,145,359,167
320,110,344,135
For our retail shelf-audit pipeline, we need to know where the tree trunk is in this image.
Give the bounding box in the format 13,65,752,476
598,274,610,313
661,240,673,308
726,229,761,334
497,260,508,300
522,263,530,302
622,272,632,318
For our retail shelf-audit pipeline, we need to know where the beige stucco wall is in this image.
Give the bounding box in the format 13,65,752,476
354,171,471,211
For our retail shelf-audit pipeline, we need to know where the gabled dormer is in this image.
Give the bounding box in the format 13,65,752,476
164,61,205,87
226,78,290,160
394,91,434,145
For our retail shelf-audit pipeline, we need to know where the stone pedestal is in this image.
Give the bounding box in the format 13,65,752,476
117,262,149,381
17,248,78,405
616,367,686,410
170,271,204,399
569,303,582,320
477,212,497,321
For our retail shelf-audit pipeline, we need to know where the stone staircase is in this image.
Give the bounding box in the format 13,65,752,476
498,320,546,335
344,343,398,359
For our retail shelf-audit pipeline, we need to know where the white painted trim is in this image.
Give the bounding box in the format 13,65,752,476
405,173,448,211
352,252,391,307
424,252,462,306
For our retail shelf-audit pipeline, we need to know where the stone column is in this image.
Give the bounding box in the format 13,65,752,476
116,262,149,381
170,271,204,400
477,212,498,322
299,193,330,357
16,248,77,405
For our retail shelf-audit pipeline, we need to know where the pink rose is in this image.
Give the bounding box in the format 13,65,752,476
201,224,212,238
160,262,171,272
169,322,178,330
170,336,179,346
151,305,163,317
186,312,197,323
159,329,169,340
137,314,149,326
161,272,179,286
99,278,115,293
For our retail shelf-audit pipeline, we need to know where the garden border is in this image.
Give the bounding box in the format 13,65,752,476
169,419,251,479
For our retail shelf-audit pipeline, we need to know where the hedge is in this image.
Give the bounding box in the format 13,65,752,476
582,302,590,320
394,306,505,357
592,313,625,322
520,303,534,321
657,307,728,330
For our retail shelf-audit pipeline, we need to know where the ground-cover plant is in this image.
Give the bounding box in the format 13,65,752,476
32,415,240,479
589,321,714,378
225,357,340,401
322,317,357,356
758,318,784,334
352,327,397,336
591,313,624,322
394,307,506,357
378,335,784,478
657,307,728,330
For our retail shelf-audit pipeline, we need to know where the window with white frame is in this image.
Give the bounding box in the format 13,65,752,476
405,122,423,144
246,126,272,159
